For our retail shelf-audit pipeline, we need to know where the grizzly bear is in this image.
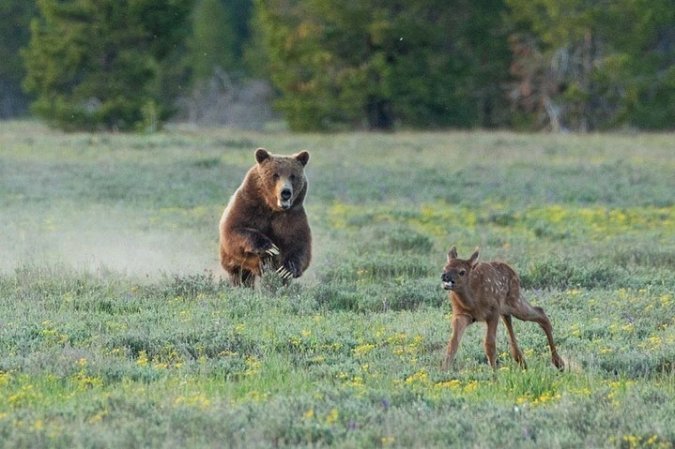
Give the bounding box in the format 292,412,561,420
219,148,312,287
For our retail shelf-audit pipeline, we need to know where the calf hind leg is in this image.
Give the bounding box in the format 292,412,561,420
512,303,564,371
501,314,527,368
484,317,499,369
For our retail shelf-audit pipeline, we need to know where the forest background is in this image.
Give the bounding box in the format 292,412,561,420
1,0,673,133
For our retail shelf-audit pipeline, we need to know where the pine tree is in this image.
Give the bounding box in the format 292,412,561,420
0,1,37,117
506,0,674,130
23,0,193,131
252,0,511,131
189,0,237,82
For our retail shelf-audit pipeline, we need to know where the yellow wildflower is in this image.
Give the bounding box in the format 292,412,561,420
435,379,461,390
325,408,339,425
381,436,396,446
463,380,478,393
404,369,429,386
353,343,376,357
136,351,149,367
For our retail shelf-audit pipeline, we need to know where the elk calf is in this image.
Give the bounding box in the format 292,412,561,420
441,247,564,371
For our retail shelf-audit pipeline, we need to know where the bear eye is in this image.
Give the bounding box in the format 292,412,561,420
272,173,280,180
290,174,296,181
458,269,466,276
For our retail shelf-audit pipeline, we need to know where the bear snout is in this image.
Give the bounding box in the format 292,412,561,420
277,183,294,209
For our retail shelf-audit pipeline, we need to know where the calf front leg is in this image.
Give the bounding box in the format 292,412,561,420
442,314,473,370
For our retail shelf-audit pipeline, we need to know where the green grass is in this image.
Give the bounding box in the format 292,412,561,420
0,120,674,448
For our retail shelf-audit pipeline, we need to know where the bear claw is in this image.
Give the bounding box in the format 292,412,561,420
276,266,294,280
265,245,280,257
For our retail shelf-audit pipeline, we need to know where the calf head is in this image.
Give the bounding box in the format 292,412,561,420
441,246,479,291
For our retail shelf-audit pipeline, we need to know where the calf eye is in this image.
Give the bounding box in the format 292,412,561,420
458,269,466,276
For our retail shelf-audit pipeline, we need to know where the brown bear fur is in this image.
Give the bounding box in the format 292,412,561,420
219,148,312,287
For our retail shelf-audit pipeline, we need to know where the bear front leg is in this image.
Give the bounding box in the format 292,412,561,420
275,242,311,281
234,227,279,258
222,227,280,277
270,209,312,281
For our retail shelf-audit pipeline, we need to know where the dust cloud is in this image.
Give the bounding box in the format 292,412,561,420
0,207,223,280
0,203,330,284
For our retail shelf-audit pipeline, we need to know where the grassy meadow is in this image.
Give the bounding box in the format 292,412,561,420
0,121,673,448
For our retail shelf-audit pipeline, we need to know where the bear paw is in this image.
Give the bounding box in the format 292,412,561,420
276,260,299,280
264,244,280,257
252,236,279,258
276,266,294,280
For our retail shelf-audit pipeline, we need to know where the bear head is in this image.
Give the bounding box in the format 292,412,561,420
254,148,310,211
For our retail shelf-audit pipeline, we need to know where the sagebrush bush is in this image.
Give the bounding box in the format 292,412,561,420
520,259,621,289
162,271,225,299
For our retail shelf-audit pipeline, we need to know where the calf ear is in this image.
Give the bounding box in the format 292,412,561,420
448,246,458,261
469,248,480,268
294,150,310,166
255,148,271,164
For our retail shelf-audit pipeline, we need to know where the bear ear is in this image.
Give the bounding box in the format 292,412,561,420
255,148,271,164
294,150,310,166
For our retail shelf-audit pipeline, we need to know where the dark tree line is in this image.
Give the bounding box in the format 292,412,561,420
1,0,672,131
253,0,512,130
506,0,675,131
21,0,193,131
0,2,37,118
